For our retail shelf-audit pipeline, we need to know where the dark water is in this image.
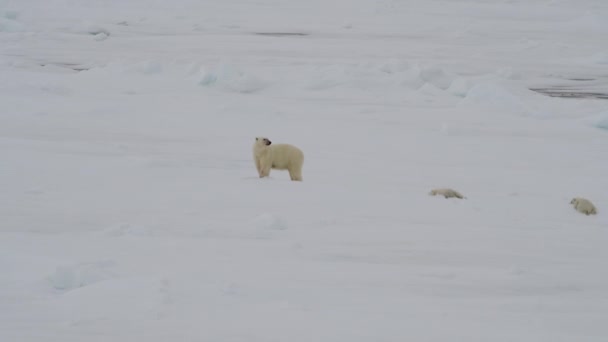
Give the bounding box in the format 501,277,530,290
530,88,608,100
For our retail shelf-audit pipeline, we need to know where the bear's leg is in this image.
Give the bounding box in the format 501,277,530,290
260,164,271,178
255,158,262,177
288,168,302,181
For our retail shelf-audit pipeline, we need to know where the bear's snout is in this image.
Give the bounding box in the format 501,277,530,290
265,140,272,145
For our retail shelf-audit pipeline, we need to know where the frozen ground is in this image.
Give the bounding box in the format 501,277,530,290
1,0,608,341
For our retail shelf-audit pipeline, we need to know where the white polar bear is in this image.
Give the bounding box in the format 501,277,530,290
570,197,597,215
253,137,304,181
429,188,465,199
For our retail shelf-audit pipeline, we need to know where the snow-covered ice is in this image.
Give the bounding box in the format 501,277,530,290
1,0,608,341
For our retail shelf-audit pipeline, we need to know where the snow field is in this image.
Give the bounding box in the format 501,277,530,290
2,0,608,341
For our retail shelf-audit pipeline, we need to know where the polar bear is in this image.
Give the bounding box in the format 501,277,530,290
253,137,304,181
570,197,597,215
429,188,465,199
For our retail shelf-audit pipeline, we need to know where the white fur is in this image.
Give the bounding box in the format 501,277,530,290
253,137,304,181
429,188,465,199
570,197,597,215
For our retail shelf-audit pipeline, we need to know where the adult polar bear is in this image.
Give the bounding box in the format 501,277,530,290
253,137,304,181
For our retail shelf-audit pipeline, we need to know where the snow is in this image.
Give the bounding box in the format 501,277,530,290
1,0,608,341
595,115,608,130
198,63,268,93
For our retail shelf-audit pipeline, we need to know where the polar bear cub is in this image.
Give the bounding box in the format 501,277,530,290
570,197,597,215
253,137,304,181
429,188,465,199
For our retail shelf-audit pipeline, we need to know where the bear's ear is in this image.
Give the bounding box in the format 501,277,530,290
256,137,258,141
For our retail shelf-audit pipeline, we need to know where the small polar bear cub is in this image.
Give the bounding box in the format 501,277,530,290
570,197,597,215
253,137,304,181
429,188,465,199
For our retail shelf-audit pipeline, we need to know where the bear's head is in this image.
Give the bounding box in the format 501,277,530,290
255,137,272,146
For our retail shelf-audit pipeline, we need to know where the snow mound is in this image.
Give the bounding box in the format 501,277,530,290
417,83,448,97
198,64,268,93
398,67,426,90
415,65,455,90
0,16,24,32
47,260,119,291
595,116,608,131
493,67,523,80
448,69,522,98
243,213,288,239
305,65,350,90
590,53,608,65
128,60,163,74
395,64,456,90
83,60,166,76
85,25,110,36
305,62,455,92
447,77,475,97
93,32,110,41
2,10,19,20
54,276,170,325
65,24,112,37
460,82,545,118
377,59,411,74
252,213,288,231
